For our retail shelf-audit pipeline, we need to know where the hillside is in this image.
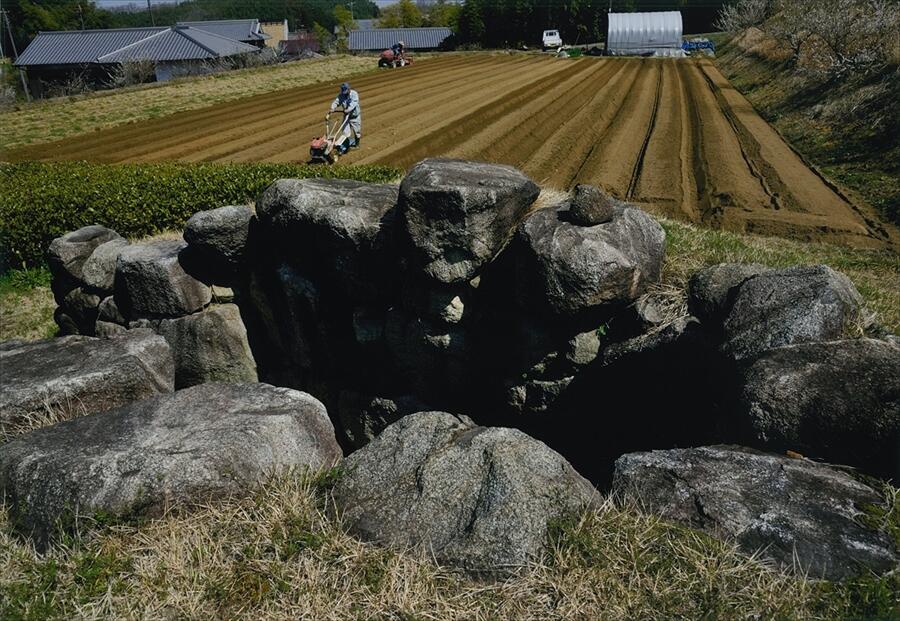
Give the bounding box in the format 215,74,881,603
715,28,900,226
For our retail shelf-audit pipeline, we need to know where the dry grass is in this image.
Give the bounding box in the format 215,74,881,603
0,55,377,151
0,389,91,444
660,217,900,334
0,470,865,621
0,271,55,342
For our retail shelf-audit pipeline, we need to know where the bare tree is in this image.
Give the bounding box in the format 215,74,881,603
715,0,776,32
796,0,899,75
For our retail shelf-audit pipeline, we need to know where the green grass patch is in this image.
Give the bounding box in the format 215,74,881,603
0,161,401,270
660,217,900,333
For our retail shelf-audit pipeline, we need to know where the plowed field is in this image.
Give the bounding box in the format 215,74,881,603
5,55,894,248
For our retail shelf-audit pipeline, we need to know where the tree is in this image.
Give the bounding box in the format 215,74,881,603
377,0,423,28
313,21,335,53
377,5,403,27
333,4,356,51
426,1,461,28
6,0,112,51
457,0,485,44
715,0,775,32
398,0,423,27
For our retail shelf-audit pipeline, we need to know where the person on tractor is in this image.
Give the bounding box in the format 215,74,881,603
391,40,406,63
327,82,361,149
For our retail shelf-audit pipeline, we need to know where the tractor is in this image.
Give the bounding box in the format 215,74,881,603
378,48,413,68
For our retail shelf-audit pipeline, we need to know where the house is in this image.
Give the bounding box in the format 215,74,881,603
348,27,452,51
14,24,261,97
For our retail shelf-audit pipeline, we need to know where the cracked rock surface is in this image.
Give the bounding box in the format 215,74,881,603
332,411,599,574
613,445,898,580
0,383,341,546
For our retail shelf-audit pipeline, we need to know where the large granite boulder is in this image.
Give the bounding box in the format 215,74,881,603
183,205,254,285
0,331,173,440
613,446,898,581
399,159,539,284
48,225,122,297
332,411,599,574
115,240,212,319
81,238,130,294
0,383,342,546
687,263,767,325
515,203,665,320
736,339,900,479
719,265,862,360
256,179,400,300
130,303,258,389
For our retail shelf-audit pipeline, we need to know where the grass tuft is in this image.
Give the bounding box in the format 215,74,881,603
2,471,893,620
659,217,900,333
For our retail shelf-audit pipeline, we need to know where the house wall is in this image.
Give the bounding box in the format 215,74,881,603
261,20,289,49
155,60,219,82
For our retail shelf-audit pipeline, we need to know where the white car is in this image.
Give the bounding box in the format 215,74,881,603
542,29,563,50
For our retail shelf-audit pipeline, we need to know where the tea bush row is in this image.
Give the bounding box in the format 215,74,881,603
0,161,401,269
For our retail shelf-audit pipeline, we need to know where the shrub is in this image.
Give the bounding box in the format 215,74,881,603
0,161,401,270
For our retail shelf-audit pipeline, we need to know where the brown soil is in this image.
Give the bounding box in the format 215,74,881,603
4,55,894,248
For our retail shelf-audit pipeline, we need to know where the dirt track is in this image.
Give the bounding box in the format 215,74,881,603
5,55,894,248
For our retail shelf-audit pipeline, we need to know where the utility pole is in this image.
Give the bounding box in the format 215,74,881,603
147,0,156,26
77,3,86,30
1,9,31,101
0,0,5,59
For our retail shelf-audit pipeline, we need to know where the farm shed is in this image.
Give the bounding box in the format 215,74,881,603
607,11,684,57
348,27,452,51
14,25,259,97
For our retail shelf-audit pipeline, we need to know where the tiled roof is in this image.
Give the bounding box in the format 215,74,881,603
14,28,165,65
178,19,269,42
16,26,258,67
98,27,258,63
348,27,452,50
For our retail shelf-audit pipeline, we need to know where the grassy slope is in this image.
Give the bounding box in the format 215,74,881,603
0,55,376,151
1,469,896,620
715,31,900,226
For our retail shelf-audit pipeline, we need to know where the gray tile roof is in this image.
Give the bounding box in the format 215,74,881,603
98,27,258,63
16,26,258,67
178,19,269,42
349,27,452,51
14,28,165,66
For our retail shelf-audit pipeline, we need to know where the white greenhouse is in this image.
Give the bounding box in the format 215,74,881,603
607,11,684,57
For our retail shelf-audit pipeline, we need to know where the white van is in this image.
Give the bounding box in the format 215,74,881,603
542,30,563,50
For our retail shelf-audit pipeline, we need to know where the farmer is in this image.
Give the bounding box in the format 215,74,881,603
391,40,406,61
327,82,361,148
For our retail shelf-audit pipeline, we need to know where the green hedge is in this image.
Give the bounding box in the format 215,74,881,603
0,161,402,269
